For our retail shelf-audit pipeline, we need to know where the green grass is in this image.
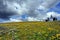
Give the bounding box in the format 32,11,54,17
0,21,60,40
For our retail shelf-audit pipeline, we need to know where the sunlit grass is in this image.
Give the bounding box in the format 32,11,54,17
0,21,60,40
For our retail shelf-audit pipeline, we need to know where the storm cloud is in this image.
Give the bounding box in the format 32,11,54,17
0,0,59,21
0,0,19,20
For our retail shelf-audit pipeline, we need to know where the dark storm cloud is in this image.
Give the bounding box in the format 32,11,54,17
0,11,17,20
0,0,8,20
0,0,18,20
0,0,59,21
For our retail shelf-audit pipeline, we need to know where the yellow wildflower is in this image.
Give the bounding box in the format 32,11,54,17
56,34,60,38
0,37,2,40
48,28,53,30
51,36,56,39
45,34,48,36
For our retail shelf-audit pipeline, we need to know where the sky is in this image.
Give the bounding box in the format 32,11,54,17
0,0,60,23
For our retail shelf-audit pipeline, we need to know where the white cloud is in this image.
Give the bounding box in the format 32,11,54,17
27,17,40,21
0,0,60,22
6,0,59,17
9,18,22,22
38,0,59,11
1,18,22,23
47,11,60,17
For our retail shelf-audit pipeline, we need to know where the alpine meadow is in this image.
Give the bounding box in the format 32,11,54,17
0,21,60,40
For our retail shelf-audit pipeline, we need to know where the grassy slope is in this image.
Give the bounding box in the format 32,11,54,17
0,21,60,40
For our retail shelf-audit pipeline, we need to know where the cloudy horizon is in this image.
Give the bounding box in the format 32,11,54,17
0,0,60,23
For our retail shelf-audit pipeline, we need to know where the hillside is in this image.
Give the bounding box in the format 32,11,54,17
0,21,60,40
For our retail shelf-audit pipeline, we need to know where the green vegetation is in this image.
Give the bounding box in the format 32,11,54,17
0,21,60,40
